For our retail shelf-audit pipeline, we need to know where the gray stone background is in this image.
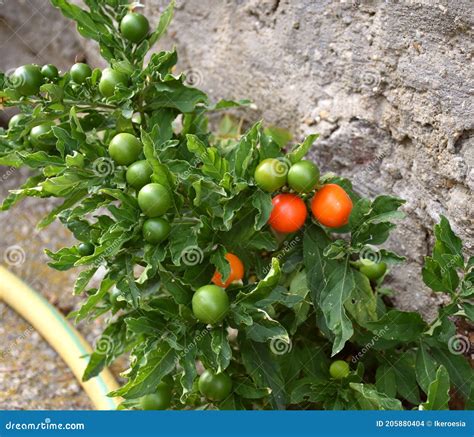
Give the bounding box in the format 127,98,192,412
0,0,472,409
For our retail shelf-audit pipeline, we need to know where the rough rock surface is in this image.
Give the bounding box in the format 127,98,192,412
0,0,473,408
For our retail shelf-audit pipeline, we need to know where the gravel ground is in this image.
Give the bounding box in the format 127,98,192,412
0,166,100,410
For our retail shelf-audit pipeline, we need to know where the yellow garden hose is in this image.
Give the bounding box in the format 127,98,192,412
0,266,120,410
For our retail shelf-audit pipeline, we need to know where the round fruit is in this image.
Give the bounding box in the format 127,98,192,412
70,63,92,84
10,65,43,96
99,68,129,98
329,360,350,379
268,193,307,233
138,183,172,217
198,370,232,402
359,260,387,281
254,158,288,193
192,285,229,325
288,160,320,193
120,13,150,43
108,133,142,166
29,123,56,150
142,218,171,244
41,64,59,81
126,160,152,189
77,242,94,256
311,184,353,228
8,113,27,130
211,253,244,288
139,382,172,410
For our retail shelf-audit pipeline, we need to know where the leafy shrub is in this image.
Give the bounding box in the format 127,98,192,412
0,0,472,410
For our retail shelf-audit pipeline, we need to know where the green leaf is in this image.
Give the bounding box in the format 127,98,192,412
73,267,97,295
287,134,318,164
228,122,260,179
234,380,271,399
237,258,280,304
83,318,126,381
240,338,287,409
148,0,175,46
37,190,87,229
1,175,44,211
350,383,403,410
71,277,114,321
187,134,229,182
427,340,473,399
435,216,463,259
375,365,397,398
251,190,273,231
288,270,311,332
416,342,438,395
245,310,289,344
421,366,450,410
390,352,421,404
178,338,198,402
320,257,355,356
168,221,202,266
462,302,474,322
110,343,176,399
148,79,208,113
158,268,193,305
366,310,427,342
210,246,231,283
51,0,105,40
210,327,232,372
344,270,377,327
350,195,405,246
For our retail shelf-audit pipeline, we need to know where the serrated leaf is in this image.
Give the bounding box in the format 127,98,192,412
319,257,355,356
251,190,273,231
110,343,176,398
